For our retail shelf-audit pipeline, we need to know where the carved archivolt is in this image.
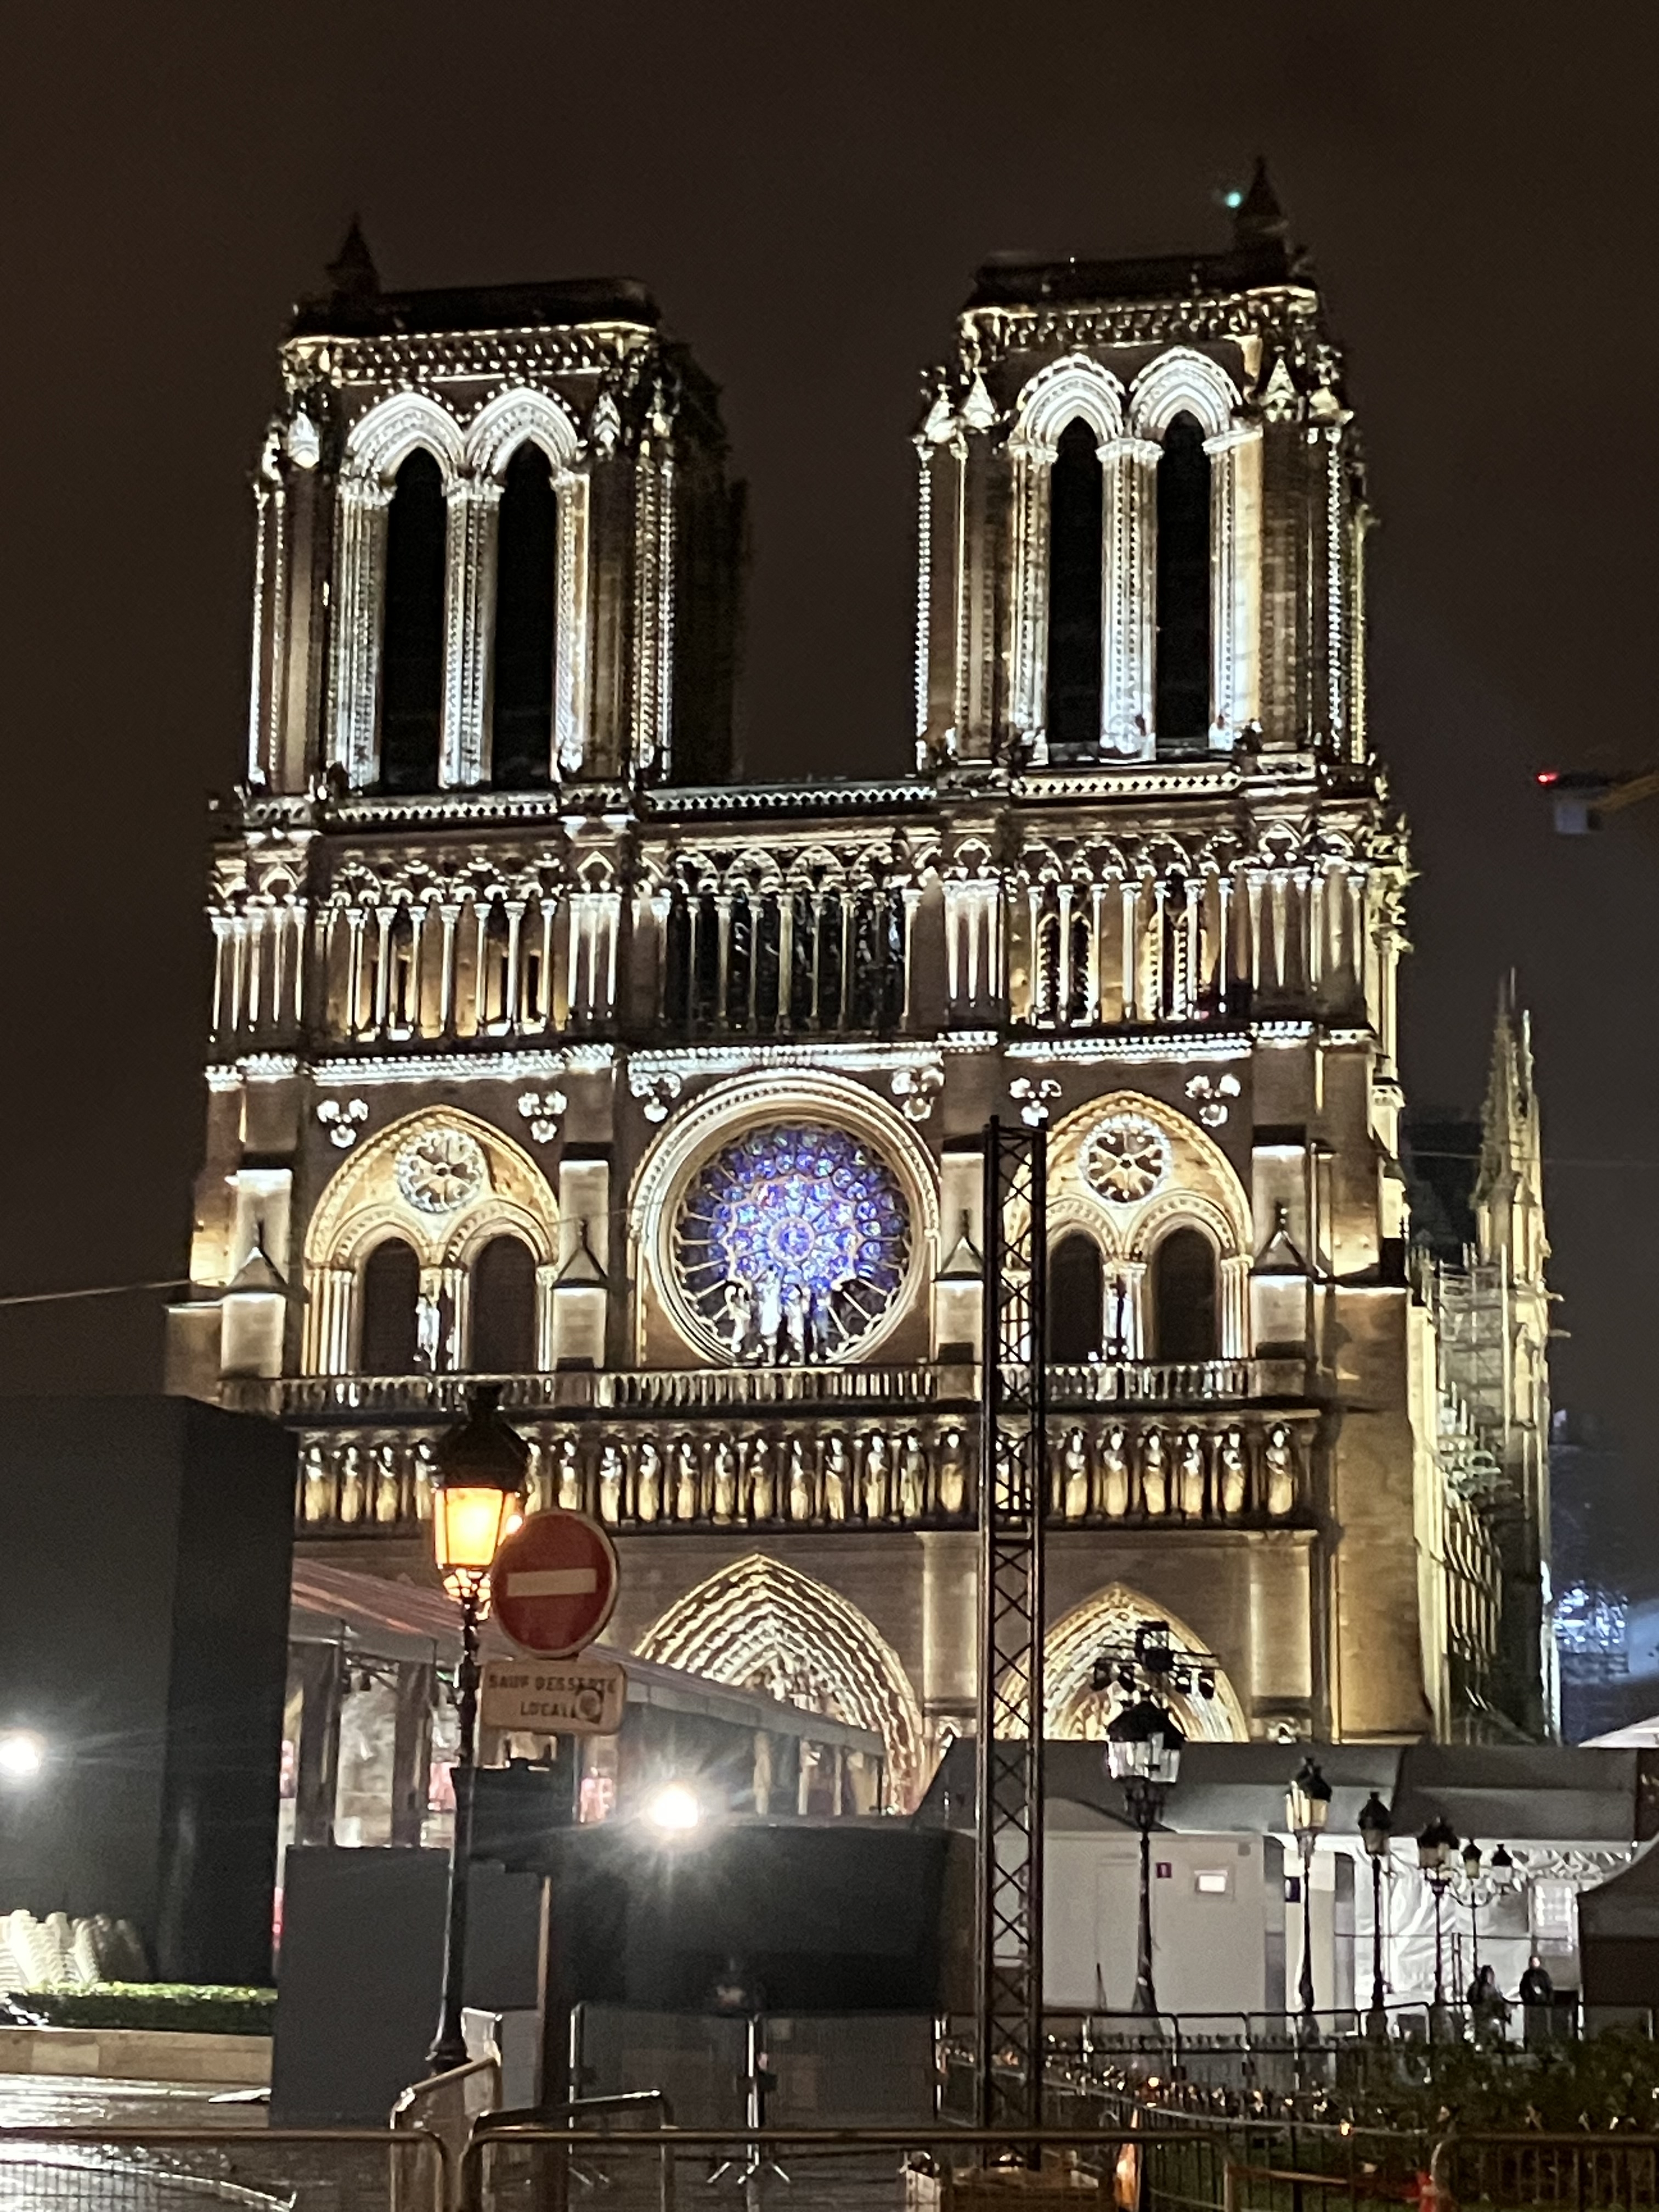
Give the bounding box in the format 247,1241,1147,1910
1041,1582,1248,1742
1047,1088,1251,1261
305,1105,557,1273
634,1551,924,1808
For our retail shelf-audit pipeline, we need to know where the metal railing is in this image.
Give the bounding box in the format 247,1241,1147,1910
1433,2132,1659,2212
0,2124,447,2212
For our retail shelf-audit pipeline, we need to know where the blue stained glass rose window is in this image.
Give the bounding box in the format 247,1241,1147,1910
674,1122,911,1364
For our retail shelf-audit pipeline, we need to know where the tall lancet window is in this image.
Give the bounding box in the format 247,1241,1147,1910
1045,419,1104,751
1154,413,1212,753
380,450,447,792
491,444,557,787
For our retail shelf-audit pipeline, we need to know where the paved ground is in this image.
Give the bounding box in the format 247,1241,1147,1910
0,2074,261,2128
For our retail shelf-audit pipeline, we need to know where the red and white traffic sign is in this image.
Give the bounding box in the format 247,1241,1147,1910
489,1509,619,1658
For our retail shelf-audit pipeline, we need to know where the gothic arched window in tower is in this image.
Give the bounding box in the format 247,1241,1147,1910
1150,1225,1218,1363
470,1234,537,1373
1048,1232,1104,1364
674,1123,911,1365
388,905,417,1032
490,444,557,788
1045,418,1104,752
1154,413,1212,755
360,1237,420,1372
380,450,447,793
480,898,512,1027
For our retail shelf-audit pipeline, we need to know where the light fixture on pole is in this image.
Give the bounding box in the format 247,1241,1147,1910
1452,1838,1515,1989
1357,1792,1393,2038
1105,1696,1186,2017
1415,1814,1459,2037
426,1384,529,2073
1286,1757,1331,2028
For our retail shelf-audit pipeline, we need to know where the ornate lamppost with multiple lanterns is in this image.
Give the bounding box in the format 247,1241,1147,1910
1452,1838,1516,1990
1096,1621,1218,2017
1357,1792,1393,2036
1286,1757,1331,2028
1415,1815,1460,2036
425,1384,531,2073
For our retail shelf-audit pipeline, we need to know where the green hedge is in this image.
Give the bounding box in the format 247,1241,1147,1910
14,1984,275,2038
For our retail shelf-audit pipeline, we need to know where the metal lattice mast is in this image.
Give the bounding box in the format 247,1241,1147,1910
974,1114,1048,2137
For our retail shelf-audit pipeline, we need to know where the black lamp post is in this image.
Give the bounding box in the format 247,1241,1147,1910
426,1385,530,2073
1286,1757,1331,2029
1415,1815,1459,2039
1105,1696,1186,2016
1357,1792,1393,2037
1454,1839,1515,1990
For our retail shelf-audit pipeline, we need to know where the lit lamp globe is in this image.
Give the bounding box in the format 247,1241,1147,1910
1415,1815,1458,1874
1357,1792,1393,1862
1287,1756,1332,1848
1489,1843,1516,1891
1105,1697,1186,1790
430,1384,531,1600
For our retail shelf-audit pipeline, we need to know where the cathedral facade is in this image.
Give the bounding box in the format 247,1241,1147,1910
167,189,1553,1803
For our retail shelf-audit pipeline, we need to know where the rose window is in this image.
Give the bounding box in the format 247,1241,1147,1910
674,1122,911,1364
396,1128,487,1215
1084,1118,1171,1206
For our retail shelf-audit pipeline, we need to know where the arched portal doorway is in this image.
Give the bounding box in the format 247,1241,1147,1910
635,1554,924,1809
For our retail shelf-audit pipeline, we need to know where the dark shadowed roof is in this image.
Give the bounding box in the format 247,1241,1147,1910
966,235,1302,312
290,276,661,341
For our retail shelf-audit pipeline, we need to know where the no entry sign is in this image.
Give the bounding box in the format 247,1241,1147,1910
489,1508,619,1658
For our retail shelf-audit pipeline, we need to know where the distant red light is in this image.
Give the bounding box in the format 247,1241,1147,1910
1535,770,1560,786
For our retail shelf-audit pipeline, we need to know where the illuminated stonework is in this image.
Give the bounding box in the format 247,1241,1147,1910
673,1123,911,1365
395,1128,487,1215
171,201,1555,1780
1084,1118,1171,1206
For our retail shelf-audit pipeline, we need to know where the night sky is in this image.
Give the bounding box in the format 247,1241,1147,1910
3,8,1654,1567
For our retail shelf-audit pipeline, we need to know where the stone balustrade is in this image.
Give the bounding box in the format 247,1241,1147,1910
290,1398,1316,1534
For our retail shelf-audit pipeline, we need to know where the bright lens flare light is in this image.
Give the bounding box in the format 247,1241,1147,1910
645,1784,700,1833
0,1731,44,1782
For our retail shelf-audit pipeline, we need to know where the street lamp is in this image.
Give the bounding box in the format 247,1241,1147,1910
1105,1696,1186,2017
1415,1815,1460,2036
1454,1839,1515,1989
426,1384,529,2072
1357,1792,1393,2037
1286,1757,1331,2028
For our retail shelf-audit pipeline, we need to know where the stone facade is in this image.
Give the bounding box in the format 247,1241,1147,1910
167,192,1553,1801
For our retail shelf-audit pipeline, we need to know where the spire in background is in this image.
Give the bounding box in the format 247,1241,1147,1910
1231,157,1289,250
326,217,380,304
1476,970,1548,1280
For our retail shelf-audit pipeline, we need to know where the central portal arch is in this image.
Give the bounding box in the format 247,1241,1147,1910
635,1554,924,1808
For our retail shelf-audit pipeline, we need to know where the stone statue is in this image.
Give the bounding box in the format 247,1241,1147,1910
1266,1424,1296,1517
936,1427,967,1517
1062,1427,1090,1521
712,1436,739,1522
862,1431,890,1521
337,1444,365,1525
783,1279,809,1367
899,1432,927,1520
822,1433,850,1522
374,1442,402,1523
1218,1426,1247,1516
673,1434,701,1521
302,1443,334,1525
598,1440,625,1525
1100,1425,1130,1517
787,1436,815,1522
555,1435,582,1511
748,1435,775,1521
1142,1429,1169,1517
1177,1429,1206,1518
635,1438,662,1523
756,1271,785,1363
415,1293,442,1373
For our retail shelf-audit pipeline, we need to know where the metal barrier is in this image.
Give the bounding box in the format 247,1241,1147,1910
456,2121,1417,2212
393,2055,502,2190
1432,2132,1659,2211
0,2124,448,2212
